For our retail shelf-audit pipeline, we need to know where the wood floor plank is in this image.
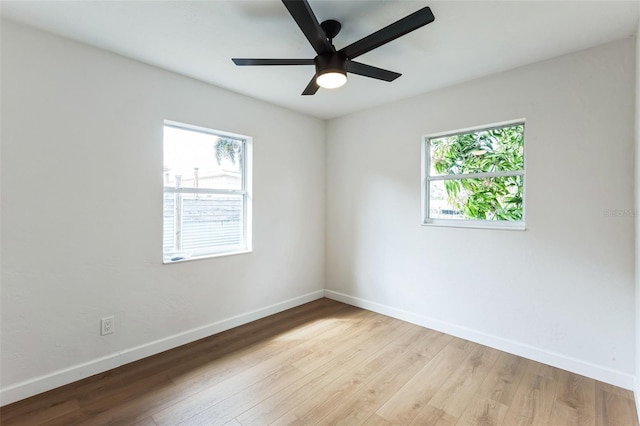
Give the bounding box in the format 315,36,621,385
39,410,94,426
132,417,158,426
449,337,482,352
274,323,423,425
319,330,453,426
133,299,350,390
374,344,470,424
167,304,360,387
476,351,528,407
0,383,79,424
151,338,315,425
147,306,366,425
76,372,178,426
172,363,306,426
160,310,390,424
531,360,563,381
409,406,457,426
501,361,559,425
1,299,637,426
235,314,409,425
548,368,596,426
595,383,640,426
419,345,501,421
289,310,378,374
550,404,592,426
1,398,79,425
168,306,362,391
596,382,637,400
363,413,395,425
456,396,509,426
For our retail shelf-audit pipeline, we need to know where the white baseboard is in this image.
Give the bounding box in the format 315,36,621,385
0,290,324,406
324,289,635,390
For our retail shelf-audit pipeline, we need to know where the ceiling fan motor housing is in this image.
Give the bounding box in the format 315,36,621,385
315,52,347,75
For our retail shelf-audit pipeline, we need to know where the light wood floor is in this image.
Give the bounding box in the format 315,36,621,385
1,298,638,426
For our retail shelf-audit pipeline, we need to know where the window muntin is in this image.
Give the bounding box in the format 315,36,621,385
163,121,252,262
423,122,525,229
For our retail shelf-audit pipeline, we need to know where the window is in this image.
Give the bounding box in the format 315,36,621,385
422,121,525,229
163,121,252,262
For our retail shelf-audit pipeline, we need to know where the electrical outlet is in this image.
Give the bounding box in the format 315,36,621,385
101,316,114,336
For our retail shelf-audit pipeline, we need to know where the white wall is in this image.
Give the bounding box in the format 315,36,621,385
326,38,636,388
0,20,325,404
635,18,640,416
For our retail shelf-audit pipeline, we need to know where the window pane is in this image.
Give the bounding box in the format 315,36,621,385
163,125,243,191
163,193,175,253
163,192,244,261
429,175,523,221
429,124,524,176
181,193,243,250
163,121,251,262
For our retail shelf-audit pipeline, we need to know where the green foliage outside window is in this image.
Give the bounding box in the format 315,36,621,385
215,138,242,165
430,124,524,221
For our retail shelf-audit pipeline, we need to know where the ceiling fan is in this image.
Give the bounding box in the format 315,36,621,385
232,0,435,95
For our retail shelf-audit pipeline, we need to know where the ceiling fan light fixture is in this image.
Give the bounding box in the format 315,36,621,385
232,0,435,96
316,70,347,89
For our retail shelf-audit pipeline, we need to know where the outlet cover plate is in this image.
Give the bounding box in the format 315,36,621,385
101,316,114,336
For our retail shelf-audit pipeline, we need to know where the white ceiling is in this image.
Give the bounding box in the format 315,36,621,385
1,0,638,119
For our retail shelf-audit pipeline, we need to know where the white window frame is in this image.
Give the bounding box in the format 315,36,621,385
163,120,253,263
421,119,526,230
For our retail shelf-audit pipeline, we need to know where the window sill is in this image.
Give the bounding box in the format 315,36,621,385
163,249,252,264
422,220,526,231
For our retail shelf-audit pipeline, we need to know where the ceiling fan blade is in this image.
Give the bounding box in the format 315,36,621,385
346,61,401,82
282,0,334,55
339,7,434,60
302,76,319,95
232,58,315,66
